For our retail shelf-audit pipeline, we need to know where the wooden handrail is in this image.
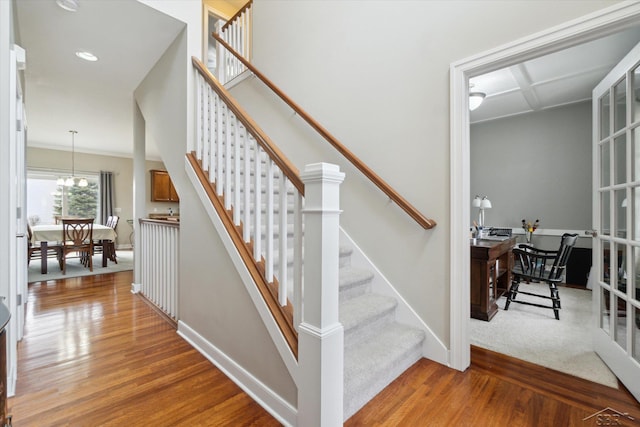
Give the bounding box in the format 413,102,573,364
211,33,437,229
221,0,253,32
192,57,305,195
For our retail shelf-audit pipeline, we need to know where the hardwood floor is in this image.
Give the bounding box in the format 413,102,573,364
9,272,280,426
346,347,640,426
10,271,640,426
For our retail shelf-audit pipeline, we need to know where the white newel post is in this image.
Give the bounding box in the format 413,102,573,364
298,163,345,427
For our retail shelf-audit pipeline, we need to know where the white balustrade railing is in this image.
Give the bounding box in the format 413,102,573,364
194,56,345,425
195,68,304,326
138,219,179,320
219,0,252,84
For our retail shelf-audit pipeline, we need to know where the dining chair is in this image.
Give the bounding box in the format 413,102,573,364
61,218,95,274
504,233,578,320
27,224,62,268
94,215,119,264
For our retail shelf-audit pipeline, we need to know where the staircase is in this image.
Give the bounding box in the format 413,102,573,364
191,57,427,423
338,245,425,419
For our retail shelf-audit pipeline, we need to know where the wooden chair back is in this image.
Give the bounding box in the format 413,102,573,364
62,218,94,249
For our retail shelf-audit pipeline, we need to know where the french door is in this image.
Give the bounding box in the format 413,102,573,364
592,40,640,401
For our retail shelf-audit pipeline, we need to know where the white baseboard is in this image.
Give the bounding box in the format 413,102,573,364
340,228,449,366
116,244,133,250
177,321,297,426
131,283,141,294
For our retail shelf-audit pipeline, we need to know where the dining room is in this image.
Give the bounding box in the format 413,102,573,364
25,145,177,280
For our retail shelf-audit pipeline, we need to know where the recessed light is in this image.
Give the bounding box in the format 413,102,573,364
56,0,78,12
75,51,98,62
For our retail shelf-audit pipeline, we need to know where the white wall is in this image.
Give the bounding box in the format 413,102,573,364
230,0,619,346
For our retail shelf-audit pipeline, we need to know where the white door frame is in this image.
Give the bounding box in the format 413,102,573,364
449,2,640,371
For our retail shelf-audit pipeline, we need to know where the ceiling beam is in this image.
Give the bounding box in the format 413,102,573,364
509,63,542,111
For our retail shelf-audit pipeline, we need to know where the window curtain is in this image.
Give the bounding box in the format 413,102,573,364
99,171,114,225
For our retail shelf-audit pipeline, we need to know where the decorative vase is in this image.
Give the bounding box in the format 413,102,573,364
526,231,532,244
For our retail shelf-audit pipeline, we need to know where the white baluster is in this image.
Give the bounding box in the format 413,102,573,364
216,97,224,194
293,191,303,331
243,126,251,242
224,110,232,209
265,158,274,283
201,86,210,173
208,88,216,183
253,141,262,262
278,171,288,306
233,118,241,224
195,75,202,160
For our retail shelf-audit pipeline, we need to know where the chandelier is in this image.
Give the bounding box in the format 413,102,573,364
56,130,88,187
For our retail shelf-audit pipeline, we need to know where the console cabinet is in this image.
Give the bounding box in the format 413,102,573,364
150,170,179,202
470,237,516,321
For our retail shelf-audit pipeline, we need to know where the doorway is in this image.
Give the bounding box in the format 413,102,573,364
449,3,640,379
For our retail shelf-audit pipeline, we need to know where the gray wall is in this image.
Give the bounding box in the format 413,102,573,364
470,102,592,232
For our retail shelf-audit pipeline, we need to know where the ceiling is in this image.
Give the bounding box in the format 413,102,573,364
16,0,185,159
470,26,640,124
15,2,640,158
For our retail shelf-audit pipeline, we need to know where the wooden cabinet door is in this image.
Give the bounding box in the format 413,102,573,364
151,170,171,201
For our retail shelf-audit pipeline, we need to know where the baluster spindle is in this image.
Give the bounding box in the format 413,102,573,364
266,158,274,283
195,75,202,159
253,142,262,262
202,86,210,173
233,118,241,224
243,126,251,242
207,89,216,183
278,170,288,306
293,192,303,330
216,97,224,194
224,109,232,208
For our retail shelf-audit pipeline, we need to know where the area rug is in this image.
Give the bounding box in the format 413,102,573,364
470,282,619,388
28,250,133,282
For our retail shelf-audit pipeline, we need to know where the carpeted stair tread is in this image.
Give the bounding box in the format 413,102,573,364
344,322,424,419
339,267,374,300
340,293,396,336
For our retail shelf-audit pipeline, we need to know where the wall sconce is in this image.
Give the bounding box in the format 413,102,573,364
472,195,492,228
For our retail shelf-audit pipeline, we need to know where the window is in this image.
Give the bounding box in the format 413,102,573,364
27,170,99,225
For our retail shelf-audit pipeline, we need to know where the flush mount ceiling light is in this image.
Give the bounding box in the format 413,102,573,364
56,0,78,12
469,92,486,111
75,51,98,62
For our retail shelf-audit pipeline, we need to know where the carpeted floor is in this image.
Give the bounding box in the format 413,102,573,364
470,282,619,388
28,250,133,282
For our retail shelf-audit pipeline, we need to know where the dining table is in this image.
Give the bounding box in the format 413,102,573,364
30,224,117,274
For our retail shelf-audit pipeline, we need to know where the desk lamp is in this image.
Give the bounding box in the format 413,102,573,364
472,195,492,229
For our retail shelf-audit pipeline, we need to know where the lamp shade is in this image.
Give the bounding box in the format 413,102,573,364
64,177,75,187
480,197,492,209
472,195,481,207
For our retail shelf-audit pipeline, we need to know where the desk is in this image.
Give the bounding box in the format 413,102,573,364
470,237,516,321
31,224,117,274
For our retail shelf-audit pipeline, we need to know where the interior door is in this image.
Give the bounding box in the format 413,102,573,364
592,40,640,402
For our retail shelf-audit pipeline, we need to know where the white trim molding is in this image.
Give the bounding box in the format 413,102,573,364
449,2,640,371
178,321,297,427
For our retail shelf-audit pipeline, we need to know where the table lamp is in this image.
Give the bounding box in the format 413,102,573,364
472,195,492,229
